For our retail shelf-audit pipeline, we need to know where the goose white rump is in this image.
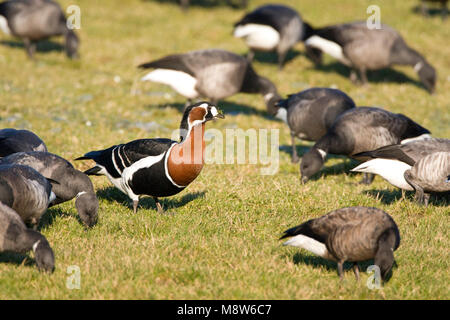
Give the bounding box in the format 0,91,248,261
234,23,280,51
352,158,413,190
141,69,199,99
0,15,11,35
283,234,330,259
305,35,351,66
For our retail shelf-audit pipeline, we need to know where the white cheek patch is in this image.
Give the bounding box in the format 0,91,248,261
0,15,11,35
210,107,219,117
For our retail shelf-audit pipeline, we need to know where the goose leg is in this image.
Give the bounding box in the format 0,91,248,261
291,133,299,164
277,51,287,70
359,68,368,86
133,200,139,214
353,263,360,281
246,50,255,62
404,170,430,206
24,38,36,59
337,261,345,281
153,197,164,214
350,69,360,84
360,173,375,185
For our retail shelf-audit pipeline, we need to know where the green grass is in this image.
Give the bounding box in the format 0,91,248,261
0,0,449,299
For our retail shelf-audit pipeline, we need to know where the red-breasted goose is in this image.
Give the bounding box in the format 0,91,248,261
0,164,55,228
76,102,224,214
300,107,431,184
273,88,356,163
0,151,99,227
0,128,47,157
138,49,281,113
0,0,79,59
304,21,436,93
352,139,450,205
281,206,400,282
233,4,314,69
0,202,54,272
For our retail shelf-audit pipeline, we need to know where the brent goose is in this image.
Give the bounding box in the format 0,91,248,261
0,0,79,59
0,164,55,228
0,128,47,157
233,4,313,69
352,139,450,205
273,88,356,163
139,49,281,112
281,206,400,281
0,202,54,272
300,107,431,184
0,151,99,227
76,102,224,214
304,21,436,93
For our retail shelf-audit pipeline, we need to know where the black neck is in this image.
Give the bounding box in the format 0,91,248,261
301,21,315,41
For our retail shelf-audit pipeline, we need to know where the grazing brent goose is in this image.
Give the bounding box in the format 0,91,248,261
0,202,54,272
0,152,99,227
233,4,313,69
139,49,281,112
76,102,224,214
0,164,55,228
0,128,47,157
300,107,431,184
304,21,436,93
0,0,79,59
281,206,400,281
273,88,356,163
352,139,450,205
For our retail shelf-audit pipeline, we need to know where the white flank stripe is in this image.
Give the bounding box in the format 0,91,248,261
305,35,351,66
76,191,87,199
0,15,11,35
351,158,413,190
111,147,122,175
234,23,280,51
283,235,329,259
121,152,168,198
117,145,127,169
141,69,199,99
401,133,432,145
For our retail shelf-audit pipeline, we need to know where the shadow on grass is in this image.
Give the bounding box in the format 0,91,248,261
311,62,426,92
144,0,248,10
364,189,450,206
289,252,398,282
38,207,73,230
249,50,302,67
411,4,448,18
0,39,64,54
0,252,35,269
148,100,271,118
96,186,206,212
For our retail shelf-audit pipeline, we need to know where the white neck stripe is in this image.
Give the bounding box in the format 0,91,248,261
76,191,87,199
32,240,41,252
